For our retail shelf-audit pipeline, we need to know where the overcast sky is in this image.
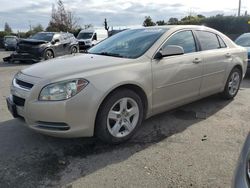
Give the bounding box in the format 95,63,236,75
0,0,249,31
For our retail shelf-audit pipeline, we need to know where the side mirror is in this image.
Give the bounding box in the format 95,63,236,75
52,39,60,44
155,45,184,59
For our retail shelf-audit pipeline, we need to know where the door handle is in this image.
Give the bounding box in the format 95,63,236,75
225,53,232,58
193,58,202,64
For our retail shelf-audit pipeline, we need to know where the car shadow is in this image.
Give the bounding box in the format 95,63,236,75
0,95,232,188
0,61,33,68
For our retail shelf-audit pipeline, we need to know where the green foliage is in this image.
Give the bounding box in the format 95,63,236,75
156,20,167,26
143,16,156,27
168,17,179,25
143,14,250,35
202,15,250,34
180,15,205,25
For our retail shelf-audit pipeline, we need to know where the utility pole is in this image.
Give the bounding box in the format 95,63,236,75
238,0,241,16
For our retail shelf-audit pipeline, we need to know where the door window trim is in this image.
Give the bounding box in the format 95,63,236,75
193,30,228,51
153,29,199,59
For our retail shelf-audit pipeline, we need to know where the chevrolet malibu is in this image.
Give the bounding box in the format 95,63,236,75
6,26,248,143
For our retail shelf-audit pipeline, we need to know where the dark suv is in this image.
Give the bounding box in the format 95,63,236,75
8,32,79,63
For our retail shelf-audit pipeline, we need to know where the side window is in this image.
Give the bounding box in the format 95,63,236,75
163,30,196,54
53,34,60,42
196,31,220,51
217,35,227,48
93,33,97,40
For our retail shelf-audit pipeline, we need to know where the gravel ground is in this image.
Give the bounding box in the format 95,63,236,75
0,50,249,188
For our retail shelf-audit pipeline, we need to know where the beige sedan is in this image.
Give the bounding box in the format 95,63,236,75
7,25,247,143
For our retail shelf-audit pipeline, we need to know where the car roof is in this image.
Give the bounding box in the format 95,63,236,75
131,25,216,31
38,32,73,35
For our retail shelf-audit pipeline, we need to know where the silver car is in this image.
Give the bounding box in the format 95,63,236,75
6,26,248,143
232,133,250,188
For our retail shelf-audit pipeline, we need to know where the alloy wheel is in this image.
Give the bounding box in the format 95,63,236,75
228,71,240,96
107,97,139,138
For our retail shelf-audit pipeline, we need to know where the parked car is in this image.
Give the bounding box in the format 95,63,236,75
77,29,108,50
232,133,250,188
6,26,247,143
4,32,79,63
235,33,250,70
3,36,18,51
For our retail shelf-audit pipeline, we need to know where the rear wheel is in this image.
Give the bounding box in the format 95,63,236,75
44,49,54,60
221,67,242,99
95,89,144,144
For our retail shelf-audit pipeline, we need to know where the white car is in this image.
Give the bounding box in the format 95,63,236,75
7,25,247,143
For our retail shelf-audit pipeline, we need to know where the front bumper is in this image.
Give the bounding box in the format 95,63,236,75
79,43,91,50
10,51,44,62
7,73,99,138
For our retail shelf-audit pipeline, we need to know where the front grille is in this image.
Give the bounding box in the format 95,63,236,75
16,79,33,90
13,95,25,106
79,41,85,45
18,44,31,53
36,121,70,131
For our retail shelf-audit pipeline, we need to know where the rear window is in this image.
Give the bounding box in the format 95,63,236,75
217,35,227,48
196,31,220,51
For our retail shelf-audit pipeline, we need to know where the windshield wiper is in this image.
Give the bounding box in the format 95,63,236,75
91,52,125,58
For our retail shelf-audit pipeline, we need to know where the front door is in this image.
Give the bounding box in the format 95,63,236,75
152,30,203,114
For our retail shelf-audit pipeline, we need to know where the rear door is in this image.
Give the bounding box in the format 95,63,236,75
194,30,230,96
52,34,64,56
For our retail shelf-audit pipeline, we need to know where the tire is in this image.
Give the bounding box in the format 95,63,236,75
95,89,144,144
44,49,54,60
221,67,242,100
71,46,78,54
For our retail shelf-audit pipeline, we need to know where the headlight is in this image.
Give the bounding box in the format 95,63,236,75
39,79,89,101
85,40,91,45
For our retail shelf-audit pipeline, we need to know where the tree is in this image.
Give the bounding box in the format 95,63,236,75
46,0,80,32
104,18,109,33
168,17,179,25
32,24,44,33
197,14,206,19
84,24,93,29
156,20,167,25
4,22,12,33
143,16,156,27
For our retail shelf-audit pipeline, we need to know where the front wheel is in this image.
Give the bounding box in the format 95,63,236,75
44,49,54,60
71,46,78,54
221,67,242,99
95,89,144,144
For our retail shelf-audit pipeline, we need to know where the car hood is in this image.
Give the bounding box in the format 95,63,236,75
21,53,133,79
19,39,48,45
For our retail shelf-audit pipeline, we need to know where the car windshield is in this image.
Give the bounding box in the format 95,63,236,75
235,34,250,47
30,33,54,42
77,32,93,40
88,28,167,59
4,37,16,43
